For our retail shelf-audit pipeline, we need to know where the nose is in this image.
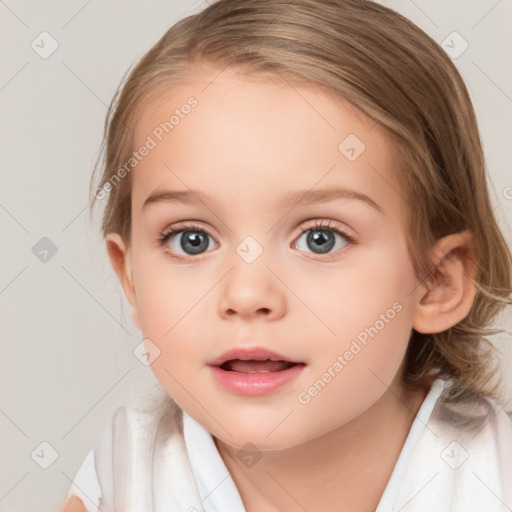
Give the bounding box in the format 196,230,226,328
217,258,287,321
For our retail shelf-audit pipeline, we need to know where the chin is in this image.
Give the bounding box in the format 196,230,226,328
217,432,302,452
212,414,308,451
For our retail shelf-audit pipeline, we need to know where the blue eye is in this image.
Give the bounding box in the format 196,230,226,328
294,221,353,255
159,223,218,257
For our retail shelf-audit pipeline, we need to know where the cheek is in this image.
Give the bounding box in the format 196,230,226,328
299,239,417,386
133,262,206,403
131,249,191,346
295,239,416,343
132,239,201,326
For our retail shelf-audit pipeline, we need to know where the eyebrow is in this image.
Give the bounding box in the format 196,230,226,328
142,186,382,213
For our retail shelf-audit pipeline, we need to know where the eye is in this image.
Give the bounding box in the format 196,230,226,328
158,222,218,258
294,220,354,255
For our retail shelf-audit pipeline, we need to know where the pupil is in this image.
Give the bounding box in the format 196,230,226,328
307,230,334,254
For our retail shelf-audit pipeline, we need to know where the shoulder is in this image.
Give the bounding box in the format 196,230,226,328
64,383,183,512
395,380,512,510
434,382,512,444
428,380,512,471
64,450,100,512
89,386,190,509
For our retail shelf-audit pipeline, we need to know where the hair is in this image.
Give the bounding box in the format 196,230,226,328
90,0,512,403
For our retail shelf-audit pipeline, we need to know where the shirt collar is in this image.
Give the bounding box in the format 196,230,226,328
183,378,446,512
183,411,247,512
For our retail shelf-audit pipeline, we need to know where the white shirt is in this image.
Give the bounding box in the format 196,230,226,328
67,379,447,511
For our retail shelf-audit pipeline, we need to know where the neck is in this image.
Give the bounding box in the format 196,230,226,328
214,378,430,512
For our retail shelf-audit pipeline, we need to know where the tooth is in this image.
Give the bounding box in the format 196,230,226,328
228,359,292,373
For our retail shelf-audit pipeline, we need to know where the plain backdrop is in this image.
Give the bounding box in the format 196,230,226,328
1,1,511,511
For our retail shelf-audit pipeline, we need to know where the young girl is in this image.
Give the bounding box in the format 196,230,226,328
62,0,512,510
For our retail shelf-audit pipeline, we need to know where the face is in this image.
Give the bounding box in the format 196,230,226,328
119,67,422,451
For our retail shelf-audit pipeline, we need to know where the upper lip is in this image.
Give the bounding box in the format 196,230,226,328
208,347,304,367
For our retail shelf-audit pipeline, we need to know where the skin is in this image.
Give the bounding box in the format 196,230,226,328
61,497,87,512
103,66,477,511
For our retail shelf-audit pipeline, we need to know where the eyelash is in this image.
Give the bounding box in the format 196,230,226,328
157,220,356,261
296,219,355,245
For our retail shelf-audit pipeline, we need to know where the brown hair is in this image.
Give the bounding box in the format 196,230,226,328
90,0,512,402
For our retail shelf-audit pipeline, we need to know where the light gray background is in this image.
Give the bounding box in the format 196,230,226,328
1,1,511,511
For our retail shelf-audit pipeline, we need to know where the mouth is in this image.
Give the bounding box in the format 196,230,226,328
208,347,305,373
219,359,301,373
208,348,306,396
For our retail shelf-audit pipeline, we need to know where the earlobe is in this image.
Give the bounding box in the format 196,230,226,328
412,231,478,334
105,233,140,328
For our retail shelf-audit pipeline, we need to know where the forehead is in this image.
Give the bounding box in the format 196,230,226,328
130,69,405,219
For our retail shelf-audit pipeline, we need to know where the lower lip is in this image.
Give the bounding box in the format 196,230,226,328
209,364,305,396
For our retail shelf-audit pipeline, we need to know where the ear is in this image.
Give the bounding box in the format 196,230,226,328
412,231,478,334
105,233,140,329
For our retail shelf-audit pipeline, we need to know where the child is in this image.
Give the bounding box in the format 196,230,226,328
62,0,512,510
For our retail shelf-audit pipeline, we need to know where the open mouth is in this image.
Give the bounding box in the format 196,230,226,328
210,354,306,396
220,359,300,373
